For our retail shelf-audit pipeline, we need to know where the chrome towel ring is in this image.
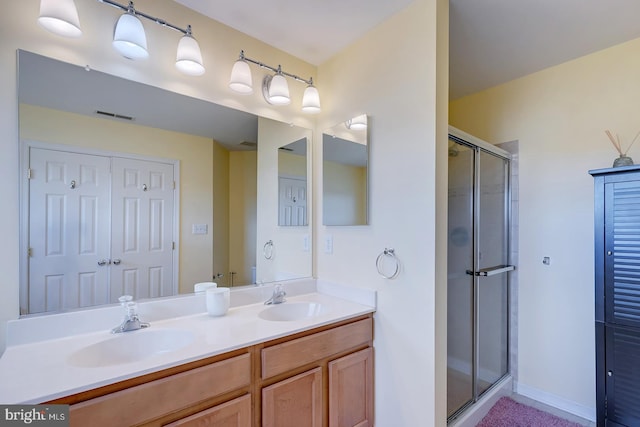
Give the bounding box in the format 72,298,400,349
376,248,400,279
263,240,274,260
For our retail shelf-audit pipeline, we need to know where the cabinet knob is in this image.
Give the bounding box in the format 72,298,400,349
607,251,613,256
608,370,613,377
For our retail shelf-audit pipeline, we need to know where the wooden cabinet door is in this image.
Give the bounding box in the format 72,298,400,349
164,394,251,427
262,367,323,427
329,348,373,427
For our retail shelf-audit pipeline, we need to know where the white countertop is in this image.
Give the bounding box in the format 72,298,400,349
0,280,375,404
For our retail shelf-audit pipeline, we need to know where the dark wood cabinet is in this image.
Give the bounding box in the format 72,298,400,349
591,166,640,427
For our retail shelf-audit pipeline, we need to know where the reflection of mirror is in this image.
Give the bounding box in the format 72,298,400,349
322,117,369,226
17,50,312,315
278,138,308,226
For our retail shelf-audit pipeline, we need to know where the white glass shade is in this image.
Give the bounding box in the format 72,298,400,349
176,35,205,76
302,85,321,113
346,114,368,130
113,12,148,60
229,59,253,94
267,74,290,105
38,0,82,37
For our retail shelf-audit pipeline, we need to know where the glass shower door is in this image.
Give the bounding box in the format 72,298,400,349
447,135,512,420
447,141,475,416
476,150,510,396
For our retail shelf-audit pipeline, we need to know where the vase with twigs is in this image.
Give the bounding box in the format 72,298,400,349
605,129,639,167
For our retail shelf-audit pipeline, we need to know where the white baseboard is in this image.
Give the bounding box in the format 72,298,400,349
515,382,596,422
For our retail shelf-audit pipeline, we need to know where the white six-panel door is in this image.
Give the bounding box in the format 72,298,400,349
28,148,112,313
110,157,175,301
278,177,307,226
27,147,176,314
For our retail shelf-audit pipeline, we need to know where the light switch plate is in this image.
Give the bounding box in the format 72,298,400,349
192,224,208,235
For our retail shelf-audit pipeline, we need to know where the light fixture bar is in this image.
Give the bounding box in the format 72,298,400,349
239,50,313,86
97,0,190,35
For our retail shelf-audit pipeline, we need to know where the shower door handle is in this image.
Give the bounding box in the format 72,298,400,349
476,265,515,277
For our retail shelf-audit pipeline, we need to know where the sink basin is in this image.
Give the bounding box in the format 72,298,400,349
67,328,195,368
258,302,328,322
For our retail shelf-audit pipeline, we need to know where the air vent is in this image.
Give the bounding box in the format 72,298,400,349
95,110,134,121
240,141,257,147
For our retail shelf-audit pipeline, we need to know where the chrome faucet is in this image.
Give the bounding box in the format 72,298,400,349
264,284,286,305
112,295,150,333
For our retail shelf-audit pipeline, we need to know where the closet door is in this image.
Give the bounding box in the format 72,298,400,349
28,148,111,313
110,157,175,301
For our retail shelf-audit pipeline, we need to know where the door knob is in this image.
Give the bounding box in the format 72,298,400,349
112,259,122,265
98,259,110,266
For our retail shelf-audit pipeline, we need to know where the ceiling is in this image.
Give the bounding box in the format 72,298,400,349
19,51,259,150
176,0,640,100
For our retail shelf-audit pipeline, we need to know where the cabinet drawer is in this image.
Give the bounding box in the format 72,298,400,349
262,318,372,379
70,353,251,427
164,394,251,427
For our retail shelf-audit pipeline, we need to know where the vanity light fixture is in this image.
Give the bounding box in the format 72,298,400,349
346,114,368,130
38,0,82,37
99,0,204,75
229,50,321,113
38,0,205,75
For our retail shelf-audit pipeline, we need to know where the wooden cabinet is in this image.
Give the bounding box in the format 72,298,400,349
260,317,374,427
591,167,640,427
262,368,323,427
49,314,374,427
329,348,374,427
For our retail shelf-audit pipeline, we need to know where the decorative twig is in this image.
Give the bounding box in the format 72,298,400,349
605,130,623,155
625,130,640,155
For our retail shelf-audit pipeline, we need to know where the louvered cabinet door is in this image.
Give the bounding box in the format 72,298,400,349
605,180,640,328
605,324,640,426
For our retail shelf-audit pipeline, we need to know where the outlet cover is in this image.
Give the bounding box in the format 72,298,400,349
324,235,333,254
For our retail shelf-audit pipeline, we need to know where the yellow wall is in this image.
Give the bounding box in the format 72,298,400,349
322,161,366,225
20,103,214,295
449,36,640,419
228,151,257,286
278,151,307,177
212,140,230,286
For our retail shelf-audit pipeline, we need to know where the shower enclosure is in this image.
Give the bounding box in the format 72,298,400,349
447,127,513,421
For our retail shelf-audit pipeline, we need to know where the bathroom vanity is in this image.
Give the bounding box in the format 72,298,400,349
60,315,372,426
0,282,375,427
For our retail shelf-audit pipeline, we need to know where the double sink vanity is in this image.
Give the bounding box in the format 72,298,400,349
0,280,376,426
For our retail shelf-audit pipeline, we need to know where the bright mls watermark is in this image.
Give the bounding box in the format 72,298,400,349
0,405,68,426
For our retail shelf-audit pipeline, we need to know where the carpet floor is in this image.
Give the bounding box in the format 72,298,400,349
476,397,583,427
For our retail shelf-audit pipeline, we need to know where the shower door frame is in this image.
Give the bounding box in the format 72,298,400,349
447,126,513,422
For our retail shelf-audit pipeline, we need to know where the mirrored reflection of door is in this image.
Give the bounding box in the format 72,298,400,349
447,135,511,420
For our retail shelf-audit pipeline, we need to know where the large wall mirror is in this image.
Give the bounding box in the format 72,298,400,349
17,50,312,316
322,115,369,226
